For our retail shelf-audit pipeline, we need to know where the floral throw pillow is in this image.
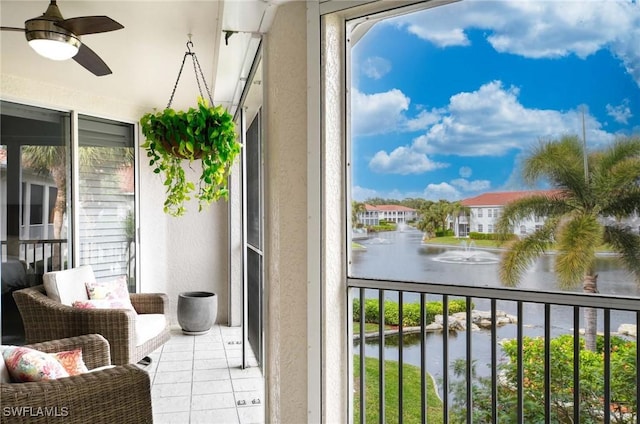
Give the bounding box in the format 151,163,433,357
2,346,70,382
85,276,136,313
51,349,89,376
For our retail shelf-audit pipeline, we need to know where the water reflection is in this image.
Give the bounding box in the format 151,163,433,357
350,228,640,398
351,227,640,297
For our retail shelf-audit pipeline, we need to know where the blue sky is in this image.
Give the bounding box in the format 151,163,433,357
350,0,640,202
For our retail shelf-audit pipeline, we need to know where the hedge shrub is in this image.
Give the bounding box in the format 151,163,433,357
353,298,471,327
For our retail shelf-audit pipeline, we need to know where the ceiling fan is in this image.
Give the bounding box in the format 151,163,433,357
1,0,124,76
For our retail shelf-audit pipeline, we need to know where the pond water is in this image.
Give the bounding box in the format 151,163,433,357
350,227,640,391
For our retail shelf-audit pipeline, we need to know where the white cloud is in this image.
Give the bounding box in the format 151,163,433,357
411,80,614,157
606,101,633,124
459,166,472,178
351,185,381,201
351,88,444,136
392,0,640,86
422,182,461,201
406,25,470,48
364,80,614,175
405,109,443,131
351,88,410,136
362,56,392,80
369,146,449,174
451,178,491,192
352,179,489,201
351,186,426,201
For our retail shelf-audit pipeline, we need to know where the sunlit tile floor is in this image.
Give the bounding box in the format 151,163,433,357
142,325,264,424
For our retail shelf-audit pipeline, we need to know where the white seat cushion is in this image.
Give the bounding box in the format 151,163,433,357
43,265,95,306
135,314,167,347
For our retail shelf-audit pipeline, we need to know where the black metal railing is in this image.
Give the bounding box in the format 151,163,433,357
2,238,68,276
349,278,640,423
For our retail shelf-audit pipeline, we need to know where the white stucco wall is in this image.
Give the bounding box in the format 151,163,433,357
0,74,230,327
263,2,309,422
322,12,349,423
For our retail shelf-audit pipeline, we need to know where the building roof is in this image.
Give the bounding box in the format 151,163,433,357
460,190,560,207
364,204,416,212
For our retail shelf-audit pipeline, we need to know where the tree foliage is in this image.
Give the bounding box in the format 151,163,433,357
450,335,637,423
496,135,640,349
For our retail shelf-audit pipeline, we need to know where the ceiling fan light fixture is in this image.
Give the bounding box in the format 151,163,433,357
28,38,79,60
25,18,80,61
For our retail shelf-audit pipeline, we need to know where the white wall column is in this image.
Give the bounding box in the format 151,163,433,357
264,2,309,422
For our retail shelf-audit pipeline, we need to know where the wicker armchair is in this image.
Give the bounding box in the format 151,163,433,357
13,285,171,365
1,334,152,424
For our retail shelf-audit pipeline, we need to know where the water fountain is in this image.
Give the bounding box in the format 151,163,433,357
432,240,499,264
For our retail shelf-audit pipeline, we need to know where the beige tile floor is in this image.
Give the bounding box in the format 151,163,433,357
143,325,264,424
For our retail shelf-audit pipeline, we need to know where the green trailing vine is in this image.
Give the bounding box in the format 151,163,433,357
140,97,241,216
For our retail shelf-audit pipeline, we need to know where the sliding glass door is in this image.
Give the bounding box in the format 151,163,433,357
77,115,137,291
1,101,138,343
1,101,72,279
1,102,72,343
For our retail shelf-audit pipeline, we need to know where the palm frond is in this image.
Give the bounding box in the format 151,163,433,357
554,213,601,289
499,222,555,286
602,191,640,218
595,136,640,172
523,136,588,200
496,195,568,242
592,137,640,213
604,225,640,284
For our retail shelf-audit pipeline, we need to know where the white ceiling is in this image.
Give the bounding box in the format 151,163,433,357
0,0,276,114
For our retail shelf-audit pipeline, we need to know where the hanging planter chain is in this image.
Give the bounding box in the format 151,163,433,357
166,39,214,109
140,35,241,216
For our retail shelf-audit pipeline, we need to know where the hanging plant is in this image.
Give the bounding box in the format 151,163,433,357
140,40,241,217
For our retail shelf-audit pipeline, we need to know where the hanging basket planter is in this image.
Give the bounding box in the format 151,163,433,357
140,40,241,217
158,138,204,160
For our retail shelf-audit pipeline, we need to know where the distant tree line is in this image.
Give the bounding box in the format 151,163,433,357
352,198,469,238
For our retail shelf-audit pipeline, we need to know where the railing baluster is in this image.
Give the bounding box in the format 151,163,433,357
30,241,36,270
420,293,426,424
442,295,449,423
544,304,551,424
603,309,611,424
517,301,524,423
398,291,404,424
491,299,497,424
573,306,581,424
359,288,366,424
378,289,385,424
466,297,473,423
637,311,639,424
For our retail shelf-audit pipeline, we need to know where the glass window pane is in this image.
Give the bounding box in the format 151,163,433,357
1,100,71,279
29,184,44,226
77,115,136,290
348,1,640,295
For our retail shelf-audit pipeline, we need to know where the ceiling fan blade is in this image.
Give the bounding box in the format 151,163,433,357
56,16,123,36
73,43,111,76
0,26,26,32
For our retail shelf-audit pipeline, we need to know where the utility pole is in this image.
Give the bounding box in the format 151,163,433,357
582,106,588,181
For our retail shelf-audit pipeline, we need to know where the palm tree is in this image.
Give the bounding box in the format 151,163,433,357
496,135,640,351
416,201,437,238
21,145,130,269
351,201,366,228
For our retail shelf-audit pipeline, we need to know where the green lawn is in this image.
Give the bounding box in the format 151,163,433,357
421,236,501,248
353,355,443,423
